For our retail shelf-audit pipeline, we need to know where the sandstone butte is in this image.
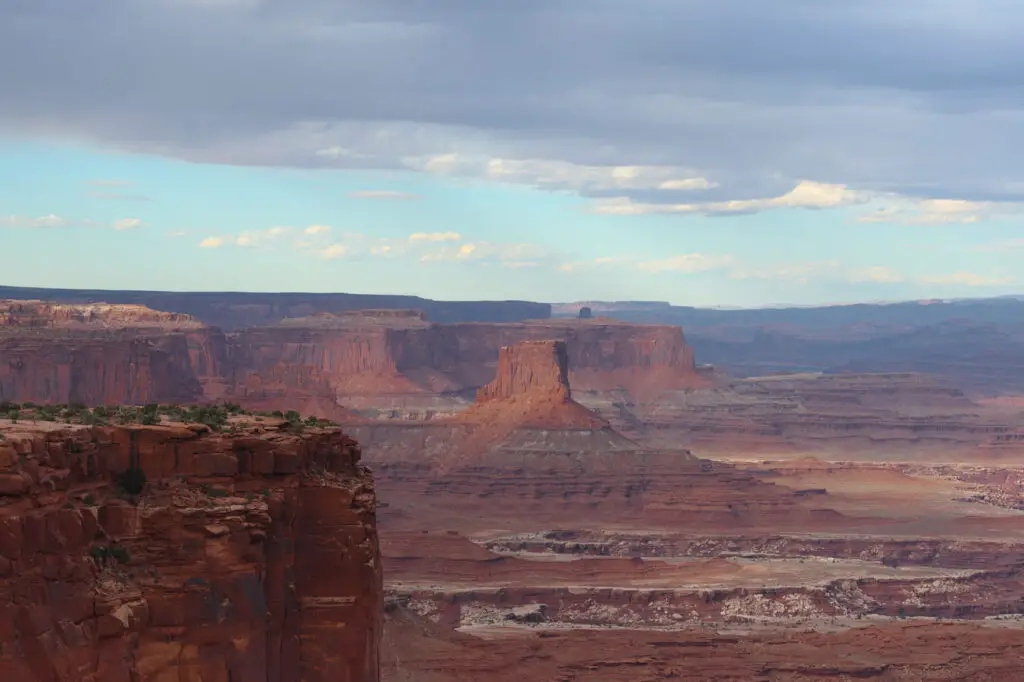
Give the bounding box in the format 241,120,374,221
0,300,710,412
0,415,381,682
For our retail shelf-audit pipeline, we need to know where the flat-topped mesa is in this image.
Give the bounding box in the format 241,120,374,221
0,299,202,330
277,309,430,330
477,340,573,404
0,414,381,682
0,300,222,406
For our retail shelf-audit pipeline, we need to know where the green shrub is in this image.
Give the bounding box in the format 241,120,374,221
89,545,131,565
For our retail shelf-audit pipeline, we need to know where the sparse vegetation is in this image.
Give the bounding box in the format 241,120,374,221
89,544,131,565
0,401,338,432
202,484,230,498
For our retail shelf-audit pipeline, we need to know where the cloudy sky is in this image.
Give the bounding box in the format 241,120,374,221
2,0,1023,306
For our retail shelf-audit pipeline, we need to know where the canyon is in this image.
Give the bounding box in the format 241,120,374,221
5,292,1024,679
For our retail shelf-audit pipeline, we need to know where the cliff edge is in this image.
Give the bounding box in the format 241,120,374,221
0,412,381,682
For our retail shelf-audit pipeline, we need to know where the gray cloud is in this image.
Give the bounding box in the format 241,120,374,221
3,0,1024,204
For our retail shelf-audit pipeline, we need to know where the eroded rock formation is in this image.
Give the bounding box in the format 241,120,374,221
0,417,381,681
226,314,708,413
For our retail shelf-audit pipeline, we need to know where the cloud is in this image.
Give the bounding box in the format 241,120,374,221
303,224,331,235
2,214,70,229
408,231,461,242
322,244,348,259
112,217,145,230
593,181,866,216
3,214,147,230
918,271,1015,287
637,253,736,274
855,198,1024,225
404,154,718,196
234,226,290,246
847,266,905,283
199,236,229,248
8,1,1024,210
417,240,554,268
347,190,422,200
166,230,186,238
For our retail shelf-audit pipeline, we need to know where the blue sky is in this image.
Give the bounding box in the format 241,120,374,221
1,138,1021,306
2,2,1024,307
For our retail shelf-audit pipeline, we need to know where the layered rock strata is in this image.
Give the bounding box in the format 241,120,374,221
226,315,707,413
0,417,381,682
0,300,224,406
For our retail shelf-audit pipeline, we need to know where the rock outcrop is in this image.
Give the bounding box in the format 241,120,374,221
468,340,607,430
0,416,381,682
0,300,223,406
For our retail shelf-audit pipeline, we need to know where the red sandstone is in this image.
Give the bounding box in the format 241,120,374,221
0,417,381,681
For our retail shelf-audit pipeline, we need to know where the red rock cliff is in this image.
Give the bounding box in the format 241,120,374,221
226,316,707,412
0,418,381,681
476,340,573,404
0,300,221,406
456,340,608,438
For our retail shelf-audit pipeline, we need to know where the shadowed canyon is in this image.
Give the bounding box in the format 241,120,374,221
5,290,1024,679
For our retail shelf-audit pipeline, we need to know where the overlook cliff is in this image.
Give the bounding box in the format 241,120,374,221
0,414,381,682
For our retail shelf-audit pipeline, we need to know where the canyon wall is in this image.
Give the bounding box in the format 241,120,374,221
0,301,223,406
0,287,551,329
227,315,706,413
0,418,381,681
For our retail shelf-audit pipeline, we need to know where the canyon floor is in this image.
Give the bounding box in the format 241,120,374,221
378,452,1024,680
370,359,1024,680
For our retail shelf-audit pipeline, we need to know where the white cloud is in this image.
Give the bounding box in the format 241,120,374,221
234,226,290,246
404,153,717,195
315,146,372,161
322,244,348,259
592,181,866,216
348,190,421,200
2,214,70,228
847,265,905,283
304,224,331,235
855,198,1023,225
408,231,461,242
198,227,291,248
112,217,145,230
918,271,1015,287
2,214,148,230
418,240,554,268
637,253,736,274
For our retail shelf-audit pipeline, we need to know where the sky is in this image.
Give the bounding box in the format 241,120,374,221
2,1,1024,307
